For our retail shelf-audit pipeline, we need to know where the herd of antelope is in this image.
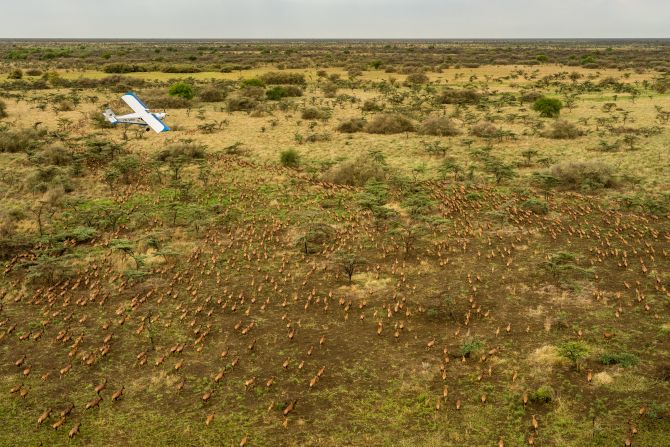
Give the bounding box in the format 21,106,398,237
1,157,669,445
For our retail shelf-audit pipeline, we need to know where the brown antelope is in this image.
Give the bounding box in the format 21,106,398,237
283,399,297,416
112,386,124,401
37,408,51,425
86,396,102,410
68,422,80,438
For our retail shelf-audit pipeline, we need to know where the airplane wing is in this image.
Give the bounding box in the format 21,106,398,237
121,92,170,133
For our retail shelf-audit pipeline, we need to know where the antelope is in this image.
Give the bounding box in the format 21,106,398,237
531,414,539,431
112,386,124,401
37,408,51,425
283,399,298,416
68,422,80,438
95,378,107,394
52,417,66,430
86,396,102,410
202,390,213,402
60,402,74,418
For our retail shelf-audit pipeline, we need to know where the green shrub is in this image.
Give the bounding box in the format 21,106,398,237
600,352,640,368
0,100,7,119
558,341,589,369
458,338,483,358
531,385,556,403
364,114,415,134
521,198,549,214
533,97,563,117
266,85,304,101
280,149,300,167
419,116,460,136
266,86,288,100
168,82,195,100
337,118,366,133
241,78,265,87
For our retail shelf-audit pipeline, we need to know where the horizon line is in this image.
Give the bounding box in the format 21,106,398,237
2,37,670,41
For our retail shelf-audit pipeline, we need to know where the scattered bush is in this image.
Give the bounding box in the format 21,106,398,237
8,69,23,80
168,82,195,100
260,72,306,85
543,120,581,139
404,72,429,85
0,100,7,119
37,144,72,166
362,100,384,112
438,88,482,105
600,352,640,368
266,86,289,101
521,198,549,214
0,127,47,153
470,121,499,138
305,133,331,143
419,116,460,136
145,94,191,109
241,78,265,88
558,341,589,369
458,338,483,358
364,113,415,134
322,154,386,186
227,95,257,112
337,118,366,133
301,107,330,120
285,85,303,97
549,161,618,191
531,385,556,403
200,88,226,102
103,63,148,74
321,82,338,98
520,91,544,104
280,148,300,167
533,96,563,117
155,143,205,162
161,64,201,74
266,86,301,100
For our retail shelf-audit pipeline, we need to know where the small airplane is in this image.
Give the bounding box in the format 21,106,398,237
103,92,170,133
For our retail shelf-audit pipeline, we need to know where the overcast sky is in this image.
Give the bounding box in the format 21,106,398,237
1,0,667,39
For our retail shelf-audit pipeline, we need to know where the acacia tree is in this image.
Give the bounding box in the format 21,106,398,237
335,251,364,284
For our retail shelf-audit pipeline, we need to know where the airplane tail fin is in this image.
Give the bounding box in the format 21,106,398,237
103,108,118,124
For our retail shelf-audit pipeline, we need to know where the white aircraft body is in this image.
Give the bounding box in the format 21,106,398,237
103,92,170,133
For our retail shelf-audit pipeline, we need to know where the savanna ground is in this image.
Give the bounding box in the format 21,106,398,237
0,40,669,446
